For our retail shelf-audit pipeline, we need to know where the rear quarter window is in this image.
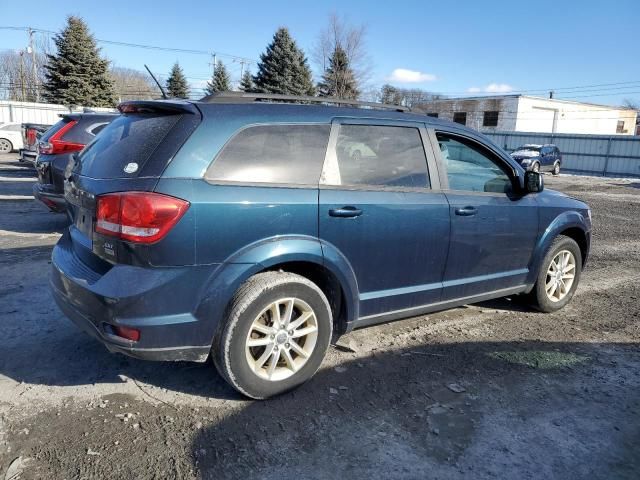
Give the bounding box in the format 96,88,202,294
205,124,331,186
76,113,181,178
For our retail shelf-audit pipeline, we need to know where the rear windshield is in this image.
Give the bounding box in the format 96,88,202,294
75,113,181,178
40,119,70,143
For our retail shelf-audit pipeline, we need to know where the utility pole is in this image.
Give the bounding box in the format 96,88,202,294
19,50,26,101
238,59,249,79
210,53,217,78
28,28,39,102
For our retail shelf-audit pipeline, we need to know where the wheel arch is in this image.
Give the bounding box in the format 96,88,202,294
195,236,360,347
527,212,590,285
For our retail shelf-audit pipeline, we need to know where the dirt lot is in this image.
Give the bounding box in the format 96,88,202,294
0,152,638,479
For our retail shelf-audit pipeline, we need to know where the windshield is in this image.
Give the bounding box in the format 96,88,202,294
515,145,541,152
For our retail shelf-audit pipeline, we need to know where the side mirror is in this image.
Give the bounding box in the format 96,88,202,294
524,171,544,193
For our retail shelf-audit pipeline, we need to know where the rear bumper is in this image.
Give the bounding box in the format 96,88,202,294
50,230,216,362
20,149,37,164
33,184,66,212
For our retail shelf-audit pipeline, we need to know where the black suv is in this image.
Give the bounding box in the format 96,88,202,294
34,113,116,212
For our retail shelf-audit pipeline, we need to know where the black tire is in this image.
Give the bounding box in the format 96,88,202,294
529,235,582,313
532,162,540,173
213,271,333,399
552,162,560,175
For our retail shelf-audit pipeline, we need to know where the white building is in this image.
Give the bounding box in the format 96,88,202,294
422,95,638,136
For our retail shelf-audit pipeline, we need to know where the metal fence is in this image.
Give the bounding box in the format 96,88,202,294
483,130,640,178
0,101,115,126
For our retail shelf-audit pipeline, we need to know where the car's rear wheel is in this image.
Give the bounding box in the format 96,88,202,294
530,235,582,313
213,271,333,399
552,162,560,175
532,162,540,173
0,138,13,153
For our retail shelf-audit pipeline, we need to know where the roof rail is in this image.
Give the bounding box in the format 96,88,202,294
199,91,411,112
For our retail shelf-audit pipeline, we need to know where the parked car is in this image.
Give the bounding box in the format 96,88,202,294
51,94,591,399
0,122,24,153
510,144,562,175
33,113,116,212
20,123,51,164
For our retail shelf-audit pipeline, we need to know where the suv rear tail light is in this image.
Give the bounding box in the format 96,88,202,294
26,128,37,146
95,192,189,244
38,120,85,155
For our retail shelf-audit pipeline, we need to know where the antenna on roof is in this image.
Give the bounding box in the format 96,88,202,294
144,64,168,100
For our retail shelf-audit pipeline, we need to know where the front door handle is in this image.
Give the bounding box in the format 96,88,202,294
329,206,363,218
455,206,478,216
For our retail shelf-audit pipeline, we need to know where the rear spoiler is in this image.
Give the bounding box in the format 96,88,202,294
117,100,199,115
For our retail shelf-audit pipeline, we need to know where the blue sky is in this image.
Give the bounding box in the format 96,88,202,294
1,0,639,105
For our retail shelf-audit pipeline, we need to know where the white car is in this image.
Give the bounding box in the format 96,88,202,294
0,123,24,153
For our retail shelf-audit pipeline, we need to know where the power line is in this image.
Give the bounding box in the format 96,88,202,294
0,25,256,64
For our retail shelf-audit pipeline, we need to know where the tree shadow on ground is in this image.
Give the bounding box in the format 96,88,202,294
191,340,640,480
611,182,640,190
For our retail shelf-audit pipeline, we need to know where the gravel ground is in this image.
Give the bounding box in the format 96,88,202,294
0,152,638,479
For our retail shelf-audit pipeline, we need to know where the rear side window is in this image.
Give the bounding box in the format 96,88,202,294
205,124,330,186
321,124,429,189
76,114,181,178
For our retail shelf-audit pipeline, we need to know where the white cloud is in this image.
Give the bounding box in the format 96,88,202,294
485,83,514,93
387,68,437,83
467,83,514,94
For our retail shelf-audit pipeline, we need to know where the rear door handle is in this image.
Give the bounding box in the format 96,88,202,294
454,206,478,216
329,206,363,218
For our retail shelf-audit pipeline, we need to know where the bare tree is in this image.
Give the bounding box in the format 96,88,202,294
110,66,158,101
313,14,372,94
376,83,444,108
0,40,50,102
623,98,639,110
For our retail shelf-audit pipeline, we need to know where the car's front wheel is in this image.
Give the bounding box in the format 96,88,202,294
532,162,540,173
552,162,561,175
213,271,333,399
530,235,582,312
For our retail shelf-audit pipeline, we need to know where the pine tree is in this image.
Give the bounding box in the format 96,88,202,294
43,16,117,107
239,70,255,92
205,60,230,95
317,45,359,99
254,27,315,96
166,62,189,98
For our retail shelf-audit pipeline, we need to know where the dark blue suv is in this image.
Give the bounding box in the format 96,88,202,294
51,93,591,398
510,144,562,175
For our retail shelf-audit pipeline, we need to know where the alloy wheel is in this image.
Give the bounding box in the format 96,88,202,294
0,139,11,153
532,162,540,173
245,298,318,381
545,250,576,302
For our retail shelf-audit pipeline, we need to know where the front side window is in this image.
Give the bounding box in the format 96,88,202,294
321,124,430,189
437,133,512,193
205,124,330,186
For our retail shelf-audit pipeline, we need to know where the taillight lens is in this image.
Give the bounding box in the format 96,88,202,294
95,192,189,244
38,120,85,155
27,128,37,146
